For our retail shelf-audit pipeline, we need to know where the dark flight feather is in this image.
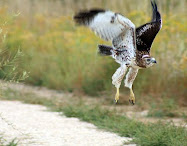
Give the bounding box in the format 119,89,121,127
136,0,162,52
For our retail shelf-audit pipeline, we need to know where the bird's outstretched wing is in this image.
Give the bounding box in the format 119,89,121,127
136,1,162,52
74,9,136,52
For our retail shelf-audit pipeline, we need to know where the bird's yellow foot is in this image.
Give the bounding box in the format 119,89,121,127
129,88,135,105
115,88,119,103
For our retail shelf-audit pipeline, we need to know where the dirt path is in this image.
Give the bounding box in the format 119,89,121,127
0,81,186,145
0,101,134,146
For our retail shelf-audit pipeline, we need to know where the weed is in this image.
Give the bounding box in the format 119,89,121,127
0,134,18,146
6,139,18,146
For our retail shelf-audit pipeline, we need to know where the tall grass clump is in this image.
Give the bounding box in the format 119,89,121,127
0,9,28,83
0,0,186,101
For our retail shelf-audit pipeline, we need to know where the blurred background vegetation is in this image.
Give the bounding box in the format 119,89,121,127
0,0,186,105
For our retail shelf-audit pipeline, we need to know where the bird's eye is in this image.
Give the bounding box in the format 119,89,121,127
147,58,151,62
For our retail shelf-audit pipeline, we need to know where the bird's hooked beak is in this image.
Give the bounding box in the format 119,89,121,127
151,58,157,64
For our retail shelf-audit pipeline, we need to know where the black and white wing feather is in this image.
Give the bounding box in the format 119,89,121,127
74,9,136,52
136,1,162,52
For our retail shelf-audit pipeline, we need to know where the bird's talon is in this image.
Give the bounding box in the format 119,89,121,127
129,99,135,105
129,88,135,105
114,99,118,104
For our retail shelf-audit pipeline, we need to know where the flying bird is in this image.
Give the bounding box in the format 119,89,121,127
73,1,162,105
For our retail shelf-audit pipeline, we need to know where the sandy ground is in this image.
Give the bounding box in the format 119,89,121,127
0,101,135,146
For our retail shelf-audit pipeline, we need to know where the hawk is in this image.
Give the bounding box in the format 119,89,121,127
73,1,162,105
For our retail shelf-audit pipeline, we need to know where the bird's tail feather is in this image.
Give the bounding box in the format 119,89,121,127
74,9,105,25
98,45,113,56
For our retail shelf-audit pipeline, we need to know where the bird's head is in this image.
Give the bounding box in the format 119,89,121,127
142,55,157,68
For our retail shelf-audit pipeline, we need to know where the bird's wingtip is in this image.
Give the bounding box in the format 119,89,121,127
151,0,161,22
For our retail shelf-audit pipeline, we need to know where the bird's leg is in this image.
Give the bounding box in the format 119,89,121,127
112,65,127,103
124,67,139,105
129,88,135,105
115,87,120,103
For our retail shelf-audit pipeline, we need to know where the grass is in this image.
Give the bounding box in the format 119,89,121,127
62,104,187,146
148,98,179,118
0,0,186,103
0,134,18,146
6,139,18,146
1,88,187,146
